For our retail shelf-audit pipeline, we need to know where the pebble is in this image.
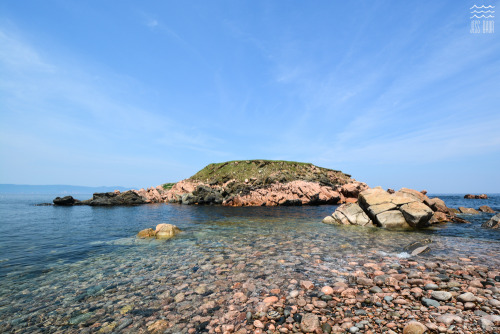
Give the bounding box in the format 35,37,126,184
321,286,333,295
349,326,360,333
436,313,462,326
464,302,475,309
488,298,500,307
431,291,452,301
321,322,332,333
253,320,264,328
402,321,427,334
457,292,476,302
422,298,440,307
300,280,314,290
300,313,319,333
424,283,439,290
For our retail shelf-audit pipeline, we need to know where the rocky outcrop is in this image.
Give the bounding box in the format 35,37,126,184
479,205,495,213
224,181,341,206
137,224,181,239
84,191,146,206
458,207,480,214
52,191,147,206
464,194,488,199
53,196,82,206
482,213,500,229
323,187,469,229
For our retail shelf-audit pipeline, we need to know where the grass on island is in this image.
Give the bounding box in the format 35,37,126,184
188,159,351,186
161,183,176,190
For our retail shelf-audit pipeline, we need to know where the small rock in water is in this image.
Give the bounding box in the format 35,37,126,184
300,313,319,333
349,326,360,333
300,280,314,290
321,322,332,333
321,286,333,295
411,245,430,256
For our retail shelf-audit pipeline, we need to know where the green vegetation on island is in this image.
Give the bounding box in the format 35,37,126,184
188,159,352,188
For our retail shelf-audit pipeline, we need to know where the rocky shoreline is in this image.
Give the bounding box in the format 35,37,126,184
2,230,499,334
322,187,479,230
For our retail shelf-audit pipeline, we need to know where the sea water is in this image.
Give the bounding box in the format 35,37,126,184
0,193,499,332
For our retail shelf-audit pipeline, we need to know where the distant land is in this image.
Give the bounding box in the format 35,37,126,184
0,184,131,194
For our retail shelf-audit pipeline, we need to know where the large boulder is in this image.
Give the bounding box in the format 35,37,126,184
429,211,449,224
376,210,410,229
327,203,373,226
155,223,181,239
358,188,416,210
396,188,427,202
338,181,369,200
326,187,456,229
479,205,495,213
400,202,434,227
424,197,447,212
482,213,500,229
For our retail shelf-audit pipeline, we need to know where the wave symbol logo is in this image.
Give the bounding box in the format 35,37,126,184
470,4,495,18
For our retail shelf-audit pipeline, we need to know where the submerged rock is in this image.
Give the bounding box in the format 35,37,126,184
137,228,156,238
403,239,432,256
458,207,480,214
136,224,181,239
155,224,181,239
482,213,500,229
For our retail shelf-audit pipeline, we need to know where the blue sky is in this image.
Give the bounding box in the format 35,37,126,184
0,1,499,192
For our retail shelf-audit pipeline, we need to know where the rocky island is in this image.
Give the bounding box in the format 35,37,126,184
53,160,368,207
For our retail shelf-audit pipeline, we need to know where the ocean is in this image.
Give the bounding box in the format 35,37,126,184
0,193,499,333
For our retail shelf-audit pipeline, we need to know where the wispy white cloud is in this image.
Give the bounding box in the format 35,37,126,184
0,25,226,185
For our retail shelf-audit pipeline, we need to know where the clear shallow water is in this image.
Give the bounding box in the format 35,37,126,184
0,193,499,332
